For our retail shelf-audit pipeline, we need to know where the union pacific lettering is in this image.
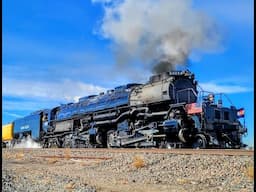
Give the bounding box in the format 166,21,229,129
20,125,30,130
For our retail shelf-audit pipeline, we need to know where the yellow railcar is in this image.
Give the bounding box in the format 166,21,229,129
2,123,14,142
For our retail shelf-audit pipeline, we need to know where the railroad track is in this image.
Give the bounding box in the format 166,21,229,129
70,148,254,156
4,148,254,156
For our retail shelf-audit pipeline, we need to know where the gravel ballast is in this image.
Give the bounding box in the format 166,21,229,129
2,149,254,192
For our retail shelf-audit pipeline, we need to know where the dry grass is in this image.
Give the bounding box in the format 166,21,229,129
47,158,58,164
65,182,75,190
64,148,71,160
132,155,145,168
15,152,25,160
2,152,10,159
246,165,254,179
176,178,189,184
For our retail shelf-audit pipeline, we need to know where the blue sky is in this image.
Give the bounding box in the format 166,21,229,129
2,0,254,146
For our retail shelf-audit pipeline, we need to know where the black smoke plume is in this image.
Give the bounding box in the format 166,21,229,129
93,0,221,74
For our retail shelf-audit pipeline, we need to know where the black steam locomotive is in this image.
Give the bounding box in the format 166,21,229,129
4,70,247,148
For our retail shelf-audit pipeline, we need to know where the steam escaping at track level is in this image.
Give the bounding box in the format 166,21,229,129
94,0,221,73
13,135,41,149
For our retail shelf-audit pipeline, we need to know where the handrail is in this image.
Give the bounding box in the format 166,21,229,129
197,91,234,106
175,87,234,106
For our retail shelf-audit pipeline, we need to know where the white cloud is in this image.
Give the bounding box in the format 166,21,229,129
3,78,107,102
199,82,252,94
3,99,58,111
91,0,113,3
3,111,23,118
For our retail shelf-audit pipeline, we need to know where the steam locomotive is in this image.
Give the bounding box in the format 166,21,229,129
2,70,247,148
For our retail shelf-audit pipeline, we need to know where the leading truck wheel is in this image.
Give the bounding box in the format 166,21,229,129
193,134,207,149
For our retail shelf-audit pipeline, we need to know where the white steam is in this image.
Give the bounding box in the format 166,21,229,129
13,135,42,148
94,0,221,73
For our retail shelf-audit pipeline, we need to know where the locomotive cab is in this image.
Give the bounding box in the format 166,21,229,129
198,93,247,148
162,92,247,149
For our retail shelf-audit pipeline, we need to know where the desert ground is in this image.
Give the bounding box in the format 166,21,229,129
2,148,254,192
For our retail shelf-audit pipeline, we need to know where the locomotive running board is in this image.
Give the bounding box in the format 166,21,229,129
120,134,166,146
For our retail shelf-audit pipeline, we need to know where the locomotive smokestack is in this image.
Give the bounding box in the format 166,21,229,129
94,0,221,74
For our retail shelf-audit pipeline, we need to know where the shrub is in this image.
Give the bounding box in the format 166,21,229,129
64,148,71,160
246,165,254,179
132,155,145,168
